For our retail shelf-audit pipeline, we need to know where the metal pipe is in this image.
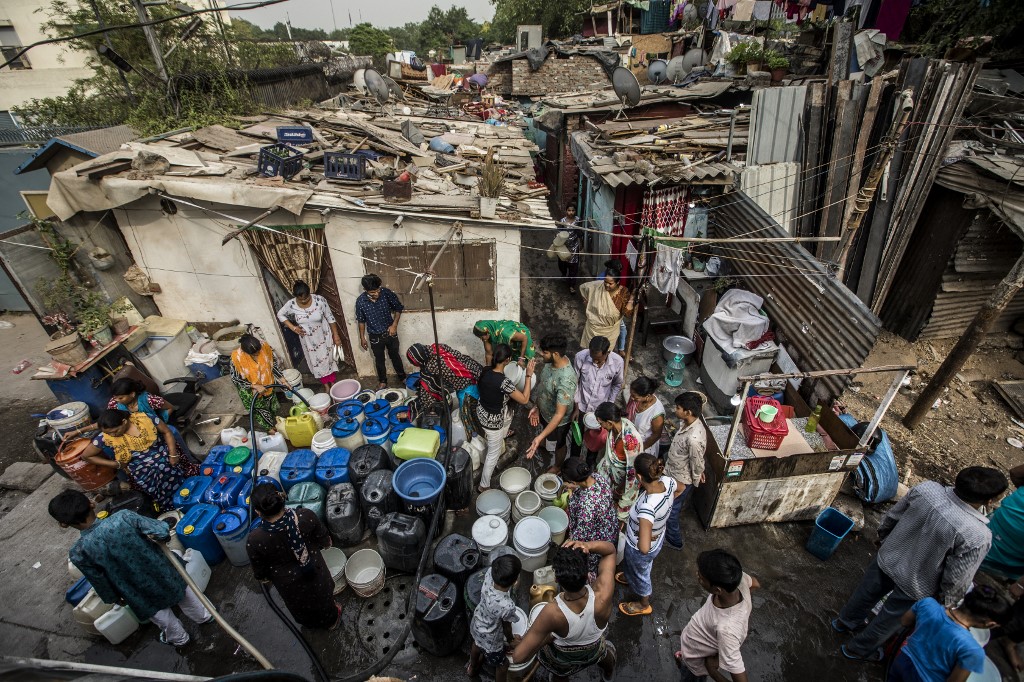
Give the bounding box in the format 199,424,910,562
857,370,907,449
0,656,209,681
722,380,752,460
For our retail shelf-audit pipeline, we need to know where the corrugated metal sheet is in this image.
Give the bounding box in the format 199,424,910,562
921,216,1024,339
711,193,882,400
740,163,800,234
747,86,807,165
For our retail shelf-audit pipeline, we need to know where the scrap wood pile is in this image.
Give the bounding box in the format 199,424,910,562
581,111,749,186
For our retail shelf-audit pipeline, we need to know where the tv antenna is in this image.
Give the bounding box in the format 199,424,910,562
611,67,641,121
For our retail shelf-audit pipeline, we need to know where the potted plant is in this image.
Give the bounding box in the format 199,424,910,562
477,152,506,219
746,43,766,72
109,299,134,336
765,50,790,82
76,293,114,347
726,42,761,75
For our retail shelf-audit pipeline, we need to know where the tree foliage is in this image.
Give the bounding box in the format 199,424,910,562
902,0,1023,58
349,23,394,67
486,0,588,44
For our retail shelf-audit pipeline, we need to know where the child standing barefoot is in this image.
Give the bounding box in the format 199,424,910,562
467,555,522,681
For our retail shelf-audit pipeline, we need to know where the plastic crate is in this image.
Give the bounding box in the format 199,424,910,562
276,125,314,144
324,152,366,180
258,144,304,179
742,396,788,451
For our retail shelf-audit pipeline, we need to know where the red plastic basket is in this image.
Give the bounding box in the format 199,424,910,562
743,396,788,451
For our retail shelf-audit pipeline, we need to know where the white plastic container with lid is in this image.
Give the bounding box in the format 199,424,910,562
308,393,332,416
311,429,337,456
171,548,211,592
220,426,247,447
507,607,534,676
256,451,288,483
472,514,509,555
94,604,140,644
72,589,113,635
513,516,552,572
257,432,288,455
534,474,562,506
448,406,467,448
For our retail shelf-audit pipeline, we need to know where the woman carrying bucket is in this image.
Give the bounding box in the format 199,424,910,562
246,483,340,629
230,334,281,432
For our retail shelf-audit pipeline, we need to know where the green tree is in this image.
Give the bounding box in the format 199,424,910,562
349,22,394,67
488,0,586,43
418,6,482,55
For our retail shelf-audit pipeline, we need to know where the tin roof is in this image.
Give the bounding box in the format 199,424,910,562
15,125,138,174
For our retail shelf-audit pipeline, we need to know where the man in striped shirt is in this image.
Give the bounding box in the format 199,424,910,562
833,466,1007,662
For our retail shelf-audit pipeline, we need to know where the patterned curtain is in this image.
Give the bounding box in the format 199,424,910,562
242,225,325,292
641,187,690,236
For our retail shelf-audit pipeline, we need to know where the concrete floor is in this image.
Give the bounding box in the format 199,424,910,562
0,231,908,681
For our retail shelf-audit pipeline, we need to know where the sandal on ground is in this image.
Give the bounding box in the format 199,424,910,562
614,572,628,586
840,644,883,662
618,602,653,617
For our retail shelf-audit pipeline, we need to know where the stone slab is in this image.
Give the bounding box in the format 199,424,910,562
0,462,54,492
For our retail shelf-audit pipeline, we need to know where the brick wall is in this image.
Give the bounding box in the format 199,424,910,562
486,62,513,96
511,56,611,96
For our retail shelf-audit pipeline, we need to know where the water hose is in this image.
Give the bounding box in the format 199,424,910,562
158,542,274,670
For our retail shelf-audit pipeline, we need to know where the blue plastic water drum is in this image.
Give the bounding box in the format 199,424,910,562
213,506,251,567
223,446,254,477
280,449,317,491
174,476,214,511
389,406,411,427
806,507,856,561
389,421,412,445
255,475,283,492
236,478,252,507
393,458,447,506
178,503,226,565
204,474,248,508
334,400,364,422
362,416,391,448
200,445,233,478
405,373,420,392
65,577,91,606
364,399,391,420
332,417,362,441
316,448,351,487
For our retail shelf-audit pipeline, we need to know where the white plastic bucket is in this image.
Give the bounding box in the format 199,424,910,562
538,506,569,546
512,490,542,523
311,429,337,456
476,489,511,524
500,467,531,501
283,368,302,391
508,607,533,674
330,379,361,403
322,547,348,595
157,510,185,553
46,401,91,436
472,514,509,555
345,548,385,597
513,516,551,572
309,393,332,416
292,387,315,405
376,387,407,408
529,602,546,624
534,474,562,506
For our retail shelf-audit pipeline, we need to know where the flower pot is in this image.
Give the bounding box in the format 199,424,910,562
771,68,787,83
88,248,115,271
732,62,747,76
748,60,765,72
479,196,498,219
45,332,89,366
90,326,114,347
111,317,130,336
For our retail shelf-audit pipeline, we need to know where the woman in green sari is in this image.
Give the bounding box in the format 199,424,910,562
473,319,536,365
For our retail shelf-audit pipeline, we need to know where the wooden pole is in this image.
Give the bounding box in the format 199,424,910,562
858,370,908,448
220,207,279,245
904,253,1024,429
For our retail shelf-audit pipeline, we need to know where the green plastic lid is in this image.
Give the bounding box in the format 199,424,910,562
224,446,251,466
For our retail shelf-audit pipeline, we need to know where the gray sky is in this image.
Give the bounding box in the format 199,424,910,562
230,0,496,32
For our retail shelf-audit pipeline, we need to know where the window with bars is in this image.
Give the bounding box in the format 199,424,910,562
360,240,497,312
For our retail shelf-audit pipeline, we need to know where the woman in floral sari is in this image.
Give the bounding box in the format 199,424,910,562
81,409,198,511
230,334,281,432
594,401,643,522
563,457,618,578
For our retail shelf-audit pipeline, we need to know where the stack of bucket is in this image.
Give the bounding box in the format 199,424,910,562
513,516,552,572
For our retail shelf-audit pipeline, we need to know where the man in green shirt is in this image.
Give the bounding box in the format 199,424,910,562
526,334,577,474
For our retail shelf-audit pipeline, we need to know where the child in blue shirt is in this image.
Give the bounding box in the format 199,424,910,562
889,586,1010,682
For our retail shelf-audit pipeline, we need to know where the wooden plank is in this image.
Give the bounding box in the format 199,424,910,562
798,82,827,240
841,77,884,229
993,380,1024,420
709,473,847,527
817,80,857,255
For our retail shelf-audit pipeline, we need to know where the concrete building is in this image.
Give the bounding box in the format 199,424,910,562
0,0,93,116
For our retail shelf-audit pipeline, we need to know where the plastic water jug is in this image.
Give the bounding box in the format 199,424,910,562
174,476,214,511
311,429,337,456
326,483,364,546
393,428,441,461
94,604,140,644
361,469,398,533
332,417,366,451
204,474,247,508
256,451,288,483
213,506,251,567
335,399,365,423
361,417,391,450
280,449,317,491
289,403,325,429
364,399,391,420
200,445,232,478
412,574,467,656
376,512,427,574
255,474,283,493
388,406,411,428
387,423,413,469
172,548,211,592
220,426,248,447
433,533,481,590
448,409,467,448
178,503,226,565
66,577,91,606
223,446,253,477
257,432,287,455
464,436,485,472
286,481,326,521
236,479,252,507
316,448,351,488
665,353,684,387
72,589,112,634
284,413,318,447
444,447,474,511
348,444,390,488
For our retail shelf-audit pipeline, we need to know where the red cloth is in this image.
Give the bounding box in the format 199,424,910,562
746,330,775,350
430,63,447,77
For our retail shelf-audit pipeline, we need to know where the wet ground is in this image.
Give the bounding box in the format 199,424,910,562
0,231,988,681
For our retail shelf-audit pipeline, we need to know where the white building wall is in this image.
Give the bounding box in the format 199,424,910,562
0,0,92,110
324,213,521,377
113,198,287,361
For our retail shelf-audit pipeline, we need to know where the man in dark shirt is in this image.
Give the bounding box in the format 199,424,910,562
355,273,407,389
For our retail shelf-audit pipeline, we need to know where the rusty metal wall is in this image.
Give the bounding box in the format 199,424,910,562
710,194,882,401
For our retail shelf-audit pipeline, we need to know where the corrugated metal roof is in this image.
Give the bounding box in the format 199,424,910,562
966,155,1024,186
711,193,882,400
747,86,806,165
740,163,800,234
15,124,138,174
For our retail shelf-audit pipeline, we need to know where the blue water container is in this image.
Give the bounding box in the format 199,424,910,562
200,445,233,478
189,362,221,383
223,446,254,478
364,399,391,420
280,449,317,491
389,406,411,427
178,503,226,565
213,506,251,567
255,474,283,492
405,373,420,392
65,577,91,606
332,416,362,442
316,448,351,487
394,458,447,506
236,478,252,507
362,417,391,448
334,400,364,422
806,507,856,560
432,425,447,451
174,476,214,511
204,474,248,508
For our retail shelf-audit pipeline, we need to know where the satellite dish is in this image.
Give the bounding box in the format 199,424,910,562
527,46,546,63
611,67,641,120
681,48,708,74
383,76,405,102
667,56,688,84
364,68,390,106
648,59,669,85
353,68,367,94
